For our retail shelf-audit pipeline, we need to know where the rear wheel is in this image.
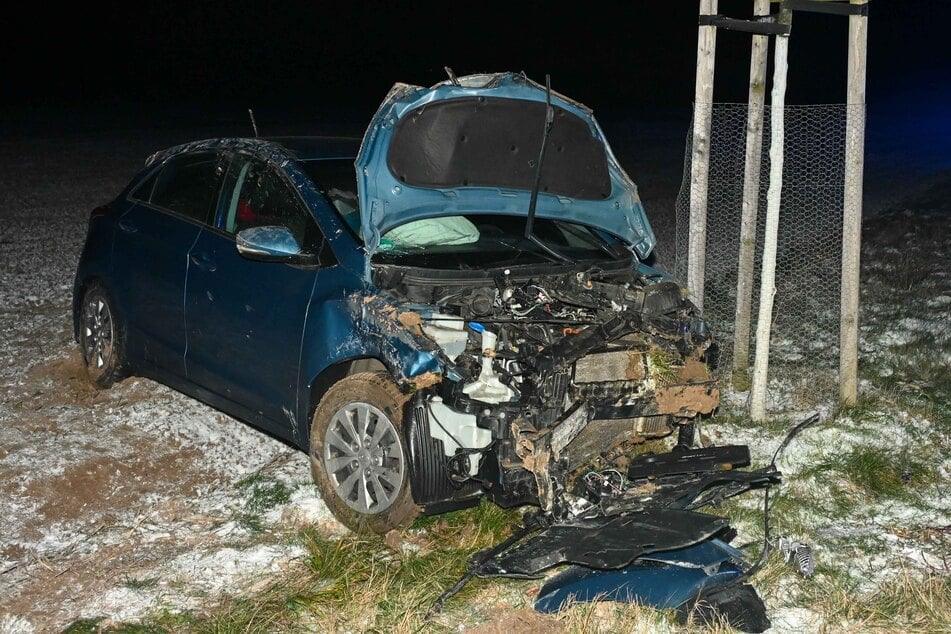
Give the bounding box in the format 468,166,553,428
79,283,126,388
309,372,420,534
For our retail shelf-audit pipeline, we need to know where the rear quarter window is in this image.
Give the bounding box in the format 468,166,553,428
145,152,224,222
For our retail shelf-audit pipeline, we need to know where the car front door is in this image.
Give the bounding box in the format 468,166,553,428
183,153,335,438
111,151,225,376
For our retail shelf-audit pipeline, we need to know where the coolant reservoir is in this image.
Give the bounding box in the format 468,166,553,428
428,396,491,476
420,313,468,361
463,324,515,404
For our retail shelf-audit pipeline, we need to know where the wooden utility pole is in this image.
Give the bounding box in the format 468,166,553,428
750,4,792,422
840,0,869,404
687,0,718,310
732,0,771,390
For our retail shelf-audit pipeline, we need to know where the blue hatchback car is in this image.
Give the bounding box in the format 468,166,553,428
74,72,720,534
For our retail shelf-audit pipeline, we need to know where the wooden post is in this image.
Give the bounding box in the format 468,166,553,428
840,0,868,404
750,5,791,422
731,0,771,390
687,0,718,310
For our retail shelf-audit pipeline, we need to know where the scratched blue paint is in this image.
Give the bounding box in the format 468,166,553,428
534,538,747,613
74,136,449,450
74,74,663,451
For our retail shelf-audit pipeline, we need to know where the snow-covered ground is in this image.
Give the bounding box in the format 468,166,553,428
0,121,947,632
0,131,348,631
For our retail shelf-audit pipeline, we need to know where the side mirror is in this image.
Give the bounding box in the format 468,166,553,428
235,226,316,265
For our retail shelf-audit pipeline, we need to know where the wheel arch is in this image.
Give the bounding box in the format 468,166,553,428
303,357,390,445
72,275,102,342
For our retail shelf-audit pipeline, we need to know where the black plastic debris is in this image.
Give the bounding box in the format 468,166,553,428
429,414,824,623
627,444,751,479
478,508,730,576
676,582,772,633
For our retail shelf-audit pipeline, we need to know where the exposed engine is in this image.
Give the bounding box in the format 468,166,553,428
372,264,720,513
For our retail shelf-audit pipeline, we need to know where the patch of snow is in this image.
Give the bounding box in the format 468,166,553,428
81,588,157,625
266,485,346,534
0,616,35,634
877,329,917,347
167,543,307,596
768,607,823,633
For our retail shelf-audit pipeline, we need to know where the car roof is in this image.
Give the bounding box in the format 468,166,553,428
265,136,360,160
146,136,359,167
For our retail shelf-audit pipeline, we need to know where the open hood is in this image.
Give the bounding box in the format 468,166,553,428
356,72,656,260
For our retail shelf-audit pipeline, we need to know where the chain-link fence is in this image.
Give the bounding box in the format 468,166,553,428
675,103,863,408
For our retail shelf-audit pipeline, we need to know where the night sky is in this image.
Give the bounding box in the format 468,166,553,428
4,1,949,154
5,3,945,106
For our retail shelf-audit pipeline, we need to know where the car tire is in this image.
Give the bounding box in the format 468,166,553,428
309,372,420,534
79,282,127,388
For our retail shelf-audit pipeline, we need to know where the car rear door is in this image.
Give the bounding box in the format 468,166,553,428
183,152,334,437
111,151,225,376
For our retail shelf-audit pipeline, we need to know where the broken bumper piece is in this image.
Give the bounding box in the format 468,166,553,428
535,538,770,632
477,508,730,577
429,443,779,632
535,537,743,610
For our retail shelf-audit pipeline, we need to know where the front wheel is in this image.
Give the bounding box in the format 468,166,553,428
79,282,126,388
309,372,420,534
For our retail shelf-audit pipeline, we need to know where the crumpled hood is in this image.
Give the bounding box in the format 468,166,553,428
356,72,656,259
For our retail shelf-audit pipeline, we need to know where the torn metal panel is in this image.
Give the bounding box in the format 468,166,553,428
350,293,445,384
512,419,556,511
549,404,593,459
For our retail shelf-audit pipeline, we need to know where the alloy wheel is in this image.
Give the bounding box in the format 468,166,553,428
322,402,405,514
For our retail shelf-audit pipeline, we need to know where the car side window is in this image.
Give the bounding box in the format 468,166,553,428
145,152,224,222
222,156,321,254
129,168,160,203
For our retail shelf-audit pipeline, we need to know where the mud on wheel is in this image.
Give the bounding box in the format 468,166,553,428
309,372,420,534
79,282,126,388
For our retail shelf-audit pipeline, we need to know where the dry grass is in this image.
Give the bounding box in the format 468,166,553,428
796,568,951,633
108,500,527,633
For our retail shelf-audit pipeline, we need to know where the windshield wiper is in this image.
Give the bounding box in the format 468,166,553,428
493,237,564,265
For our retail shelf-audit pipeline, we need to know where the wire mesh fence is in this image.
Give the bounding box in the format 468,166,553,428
675,103,864,408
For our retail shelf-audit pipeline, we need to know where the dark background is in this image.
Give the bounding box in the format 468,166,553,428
2,1,948,189
3,2,946,121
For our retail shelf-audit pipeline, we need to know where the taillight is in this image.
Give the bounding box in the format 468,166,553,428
90,204,109,219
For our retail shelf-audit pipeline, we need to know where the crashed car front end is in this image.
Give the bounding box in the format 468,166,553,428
364,261,720,514
353,71,720,514
347,72,778,630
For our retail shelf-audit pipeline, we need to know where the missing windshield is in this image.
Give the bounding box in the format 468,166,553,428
373,214,626,269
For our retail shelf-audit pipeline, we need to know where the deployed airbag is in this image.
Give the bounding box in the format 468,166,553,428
383,215,480,249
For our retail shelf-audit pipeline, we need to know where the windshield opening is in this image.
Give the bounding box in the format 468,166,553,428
373,214,627,269
298,159,361,239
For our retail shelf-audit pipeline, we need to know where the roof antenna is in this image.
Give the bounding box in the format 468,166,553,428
247,108,260,137
444,66,460,86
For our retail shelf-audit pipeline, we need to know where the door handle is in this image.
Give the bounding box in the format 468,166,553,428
189,252,217,272
117,218,138,233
